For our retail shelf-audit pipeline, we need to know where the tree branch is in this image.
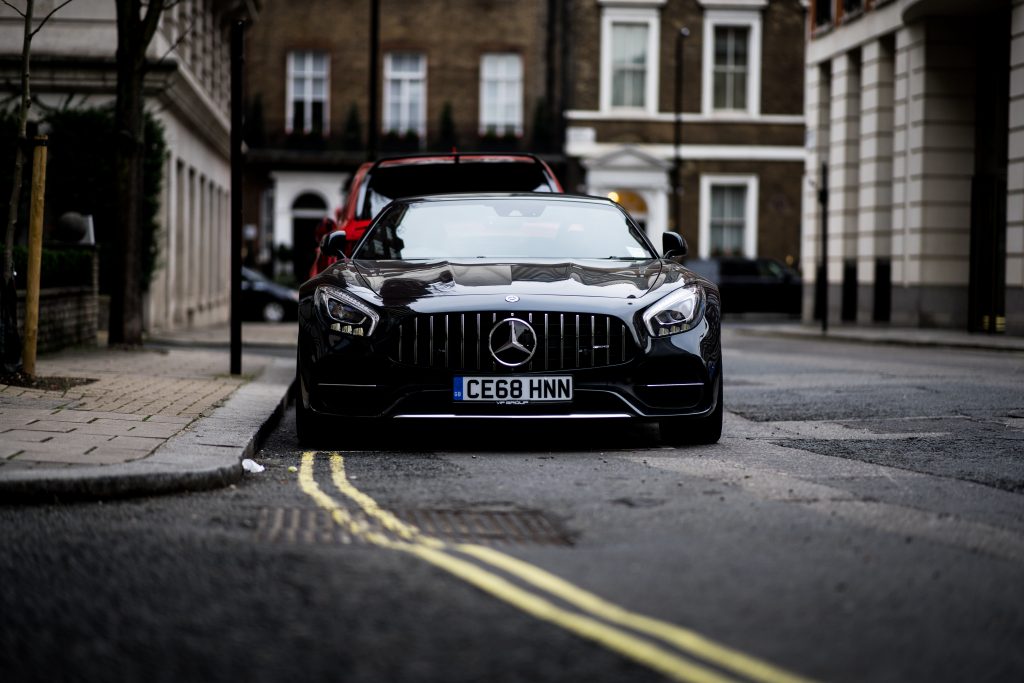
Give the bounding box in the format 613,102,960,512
140,0,165,49
1,0,25,18
28,0,75,38
156,9,197,65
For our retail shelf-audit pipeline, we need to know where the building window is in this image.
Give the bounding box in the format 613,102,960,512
699,175,758,258
600,7,660,114
384,52,426,140
612,23,649,108
480,53,523,136
710,185,747,254
816,0,834,27
287,51,329,135
713,26,749,111
701,10,761,117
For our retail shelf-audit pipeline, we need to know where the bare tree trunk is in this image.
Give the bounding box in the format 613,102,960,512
110,0,163,346
109,52,145,345
4,0,35,284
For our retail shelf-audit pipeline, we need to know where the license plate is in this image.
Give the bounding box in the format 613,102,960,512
453,376,573,403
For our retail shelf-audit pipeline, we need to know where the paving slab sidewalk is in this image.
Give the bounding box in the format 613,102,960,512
0,323,296,502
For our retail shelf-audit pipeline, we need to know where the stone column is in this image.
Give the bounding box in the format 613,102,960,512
858,37,896,322
801,61,831,320
1008,0,1024,334
829,51,861,321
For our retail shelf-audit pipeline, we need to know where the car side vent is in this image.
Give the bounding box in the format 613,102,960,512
387,311,638,372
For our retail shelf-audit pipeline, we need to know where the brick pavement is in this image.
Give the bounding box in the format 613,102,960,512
0,346,268,473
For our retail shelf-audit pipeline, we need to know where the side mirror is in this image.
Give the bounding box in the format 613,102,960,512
322,229,347,259
662,232,688,259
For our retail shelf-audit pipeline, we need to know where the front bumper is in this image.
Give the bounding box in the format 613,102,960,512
298,311,722,422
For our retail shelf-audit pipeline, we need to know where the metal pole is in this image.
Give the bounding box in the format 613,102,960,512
819,162,829,334
23,135,47,378
367,0,380,160
673,27,689,233
230,21,245,375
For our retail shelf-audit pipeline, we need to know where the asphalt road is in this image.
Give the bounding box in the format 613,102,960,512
2,328,1023,683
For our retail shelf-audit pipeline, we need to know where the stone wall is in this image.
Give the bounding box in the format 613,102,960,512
17,286,98,354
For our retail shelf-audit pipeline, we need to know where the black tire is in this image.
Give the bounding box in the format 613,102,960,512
659,380,723,446
295,373,328,448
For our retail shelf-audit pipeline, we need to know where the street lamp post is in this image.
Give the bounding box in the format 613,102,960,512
673,27,689,235
368,0,380,160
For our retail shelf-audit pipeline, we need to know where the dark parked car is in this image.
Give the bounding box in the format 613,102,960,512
683,257,801,316
296,194,723,446
241,267,299,322
308,153,563,277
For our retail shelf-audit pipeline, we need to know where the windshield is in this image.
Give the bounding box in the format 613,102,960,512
353,198,655,261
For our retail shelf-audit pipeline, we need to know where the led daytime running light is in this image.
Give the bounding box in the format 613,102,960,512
643,284,705,337
315,286,379,337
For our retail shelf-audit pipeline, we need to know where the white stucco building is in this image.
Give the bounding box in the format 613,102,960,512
0,0,257,333
804,0,1023,335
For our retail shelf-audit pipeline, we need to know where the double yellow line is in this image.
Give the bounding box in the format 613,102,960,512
298,451,815,683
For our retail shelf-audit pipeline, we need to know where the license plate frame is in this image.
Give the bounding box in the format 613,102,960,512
453,376,573,403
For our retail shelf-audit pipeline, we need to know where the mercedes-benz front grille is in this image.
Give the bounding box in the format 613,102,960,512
386,311,638,372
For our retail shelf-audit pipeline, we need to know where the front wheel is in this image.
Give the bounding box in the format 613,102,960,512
263,301,286,323
295,373,329,447
659,383,723,446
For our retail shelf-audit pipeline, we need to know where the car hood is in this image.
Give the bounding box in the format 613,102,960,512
347,259,684,304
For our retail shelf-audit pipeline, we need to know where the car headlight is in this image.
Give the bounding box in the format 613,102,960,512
643,284,705,337
315,285,379,337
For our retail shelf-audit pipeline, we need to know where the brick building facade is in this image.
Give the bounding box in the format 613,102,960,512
565,0,806,258
243,0,557,279
243,0,806,281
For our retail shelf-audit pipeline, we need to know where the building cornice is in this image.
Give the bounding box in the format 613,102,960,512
597,0,667,6
566,109,805,126
695,0,768,9
566,140,806,162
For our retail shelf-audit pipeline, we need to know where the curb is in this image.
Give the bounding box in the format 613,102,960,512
731,326,1024,354
0,357,296,504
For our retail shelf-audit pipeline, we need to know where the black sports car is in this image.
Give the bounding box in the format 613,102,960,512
296,194,722,445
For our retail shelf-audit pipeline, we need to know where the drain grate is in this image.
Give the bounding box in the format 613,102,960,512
256,507,571,547
256,507,358,545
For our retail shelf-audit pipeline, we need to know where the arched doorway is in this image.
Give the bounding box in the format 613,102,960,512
291,192,328,281
582,146,671,246
607,190,649,231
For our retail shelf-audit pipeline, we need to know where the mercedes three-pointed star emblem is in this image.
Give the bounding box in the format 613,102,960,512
488,318,537,367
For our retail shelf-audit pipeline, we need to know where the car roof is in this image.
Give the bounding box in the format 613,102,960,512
388,192,617,206
374,153,551,168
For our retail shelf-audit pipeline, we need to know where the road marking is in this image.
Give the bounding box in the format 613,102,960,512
298,451,816,683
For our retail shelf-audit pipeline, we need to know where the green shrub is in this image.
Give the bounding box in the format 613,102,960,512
1,246,94,290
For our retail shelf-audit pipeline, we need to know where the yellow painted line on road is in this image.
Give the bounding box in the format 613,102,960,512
324,452,814,683
300,451,816,683
299,452,736,683
457,545,815,683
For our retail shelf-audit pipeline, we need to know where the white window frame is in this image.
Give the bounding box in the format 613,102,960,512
701,9,762,118
383,52,427,140
599,6,661,115
479,53,524,136
698,174,759,258
286,51,330,135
